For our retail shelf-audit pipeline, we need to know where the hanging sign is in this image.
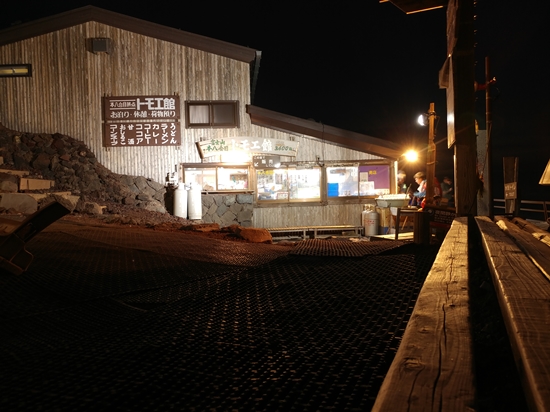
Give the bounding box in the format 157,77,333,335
197,137,298,159
253,155,281,168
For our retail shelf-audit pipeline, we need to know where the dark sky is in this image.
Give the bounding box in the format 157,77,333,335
1,1,549,199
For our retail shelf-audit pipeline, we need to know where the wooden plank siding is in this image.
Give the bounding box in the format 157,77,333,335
1,7,400,230
0,21,255,185
247,126,386,228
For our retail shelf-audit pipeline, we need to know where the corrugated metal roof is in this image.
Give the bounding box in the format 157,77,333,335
0,6,258,63
246,105,403,161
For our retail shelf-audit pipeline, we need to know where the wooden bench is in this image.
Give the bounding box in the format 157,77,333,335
372,217,475,411
476,216,550,412
267,225,364,240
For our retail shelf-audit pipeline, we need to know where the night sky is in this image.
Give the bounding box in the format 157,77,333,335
1,1,549,200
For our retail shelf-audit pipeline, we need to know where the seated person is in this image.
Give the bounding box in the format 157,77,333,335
409,171,426,207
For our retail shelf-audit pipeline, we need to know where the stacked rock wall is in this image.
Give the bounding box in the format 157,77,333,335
201,194,253,227
0,123,167,213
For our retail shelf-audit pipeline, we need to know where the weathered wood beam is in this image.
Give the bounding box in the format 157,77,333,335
476,216,550,412
373,217,475,411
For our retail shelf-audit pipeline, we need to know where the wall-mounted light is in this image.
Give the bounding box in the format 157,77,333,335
403,149,418,162
417,111,438,126
0,64,32,77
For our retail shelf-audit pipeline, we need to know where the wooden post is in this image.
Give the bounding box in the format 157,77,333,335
452,0,477,217
425,103,437,206
486,56,493,218
503,157,520,216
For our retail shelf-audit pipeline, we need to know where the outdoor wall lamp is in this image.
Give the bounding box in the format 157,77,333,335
403,149,418,162
417,111,438,127
0,64,32,77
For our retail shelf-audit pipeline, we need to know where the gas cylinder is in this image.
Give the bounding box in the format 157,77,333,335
362,204,379,236
173,184,188,219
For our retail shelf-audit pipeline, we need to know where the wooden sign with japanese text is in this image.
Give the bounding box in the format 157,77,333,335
103,95,180,120
103,122,181,147
197,137,298,159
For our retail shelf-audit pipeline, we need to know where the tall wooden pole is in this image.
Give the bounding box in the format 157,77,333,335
485,56,493,218
425,102,437,205
452,0,477,217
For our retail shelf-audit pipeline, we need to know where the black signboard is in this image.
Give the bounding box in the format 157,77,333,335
253,155,281,168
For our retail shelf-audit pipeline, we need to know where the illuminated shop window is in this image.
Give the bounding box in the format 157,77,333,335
183,165,248,191
257,167,321,202
327,164,390,197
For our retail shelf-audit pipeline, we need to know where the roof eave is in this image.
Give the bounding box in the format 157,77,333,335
246,105,402,161
0,6,258,63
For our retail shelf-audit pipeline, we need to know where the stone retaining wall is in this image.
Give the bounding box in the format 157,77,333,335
201,193,254,227
0,123,168,214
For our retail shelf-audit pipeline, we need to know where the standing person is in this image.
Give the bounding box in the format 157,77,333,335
397,170,407,194
441,176,454,206
409,171,426,207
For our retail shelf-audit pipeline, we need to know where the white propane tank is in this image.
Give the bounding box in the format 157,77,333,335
362,204,379,236
187,182,202,220
173,184,188,219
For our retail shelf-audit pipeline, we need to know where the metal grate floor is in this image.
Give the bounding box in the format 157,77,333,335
0,221,439,411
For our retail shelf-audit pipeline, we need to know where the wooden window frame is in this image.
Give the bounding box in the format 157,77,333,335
185,100,239,128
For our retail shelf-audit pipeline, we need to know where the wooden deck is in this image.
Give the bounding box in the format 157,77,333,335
373,215,550,411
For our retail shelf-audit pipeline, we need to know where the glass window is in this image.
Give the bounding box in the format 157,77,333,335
184,168,217,191
186,101,239,128
217,167,249,190
257,167,321,202
183,165,249,191
358,165,390,196
327,166,359,197
327,164,390,197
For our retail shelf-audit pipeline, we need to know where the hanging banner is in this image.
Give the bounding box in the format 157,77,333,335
103,122,181,147
197,137,298,159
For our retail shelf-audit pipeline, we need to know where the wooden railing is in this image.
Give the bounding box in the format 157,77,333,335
373,215,550,411
493,198,549,222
